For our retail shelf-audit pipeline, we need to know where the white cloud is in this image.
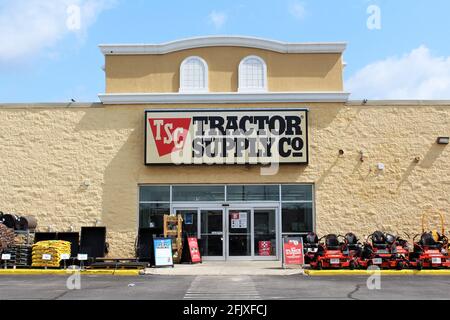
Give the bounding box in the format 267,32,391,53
208,10,227,29
346,46,450,99
0,0,116,64
289,1,306,20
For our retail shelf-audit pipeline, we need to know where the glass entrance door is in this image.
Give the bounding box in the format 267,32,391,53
174,206,279,260
200,209,225,259
254,209,277,258
227,209,252,258
226,208,277,259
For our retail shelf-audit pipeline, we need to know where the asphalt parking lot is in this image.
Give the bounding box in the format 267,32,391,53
0,275,449,300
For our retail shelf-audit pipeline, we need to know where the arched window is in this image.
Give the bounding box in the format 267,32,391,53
179,56,208,93
238,56,267,92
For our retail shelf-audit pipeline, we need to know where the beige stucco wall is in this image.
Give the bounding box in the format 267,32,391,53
105,47,344,93
0,102,449,257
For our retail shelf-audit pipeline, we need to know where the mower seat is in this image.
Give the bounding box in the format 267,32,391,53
385,234,396,245
373,243,389,249
420,232,440,248
305,233,319,245
325,234,341,250
372,231,386,245
345,233,358,245
347,244,360,251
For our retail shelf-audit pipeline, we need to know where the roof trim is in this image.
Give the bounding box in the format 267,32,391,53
2,100,450,109
0,103,103,109
99,36,347,55
98,92,350,105
347,100,450,106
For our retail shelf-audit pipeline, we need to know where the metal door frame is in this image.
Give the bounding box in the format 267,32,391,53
172,203,280,261
225,207,253,261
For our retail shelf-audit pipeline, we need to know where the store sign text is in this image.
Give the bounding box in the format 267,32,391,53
145,109,308,165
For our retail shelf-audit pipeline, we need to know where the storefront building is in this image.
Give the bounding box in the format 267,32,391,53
0,36,449,259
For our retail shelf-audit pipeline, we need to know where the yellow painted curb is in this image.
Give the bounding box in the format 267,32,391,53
304,269,450,276
0,269,141,276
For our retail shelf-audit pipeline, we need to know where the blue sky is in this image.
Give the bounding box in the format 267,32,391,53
1,0,450,102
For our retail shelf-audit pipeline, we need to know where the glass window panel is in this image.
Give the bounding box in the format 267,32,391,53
200,210,223,257
282,202,313,233
254,209,277,257
173,186,225,202
240,57,265,90
181,57,207,90
139,203,170,230
228,210,251,257
281,185,313,201
139,186,170,202
227,185,279,201
176,210,198,237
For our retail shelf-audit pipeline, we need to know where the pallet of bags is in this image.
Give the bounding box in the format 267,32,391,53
0,223,15,253
32,240,71,268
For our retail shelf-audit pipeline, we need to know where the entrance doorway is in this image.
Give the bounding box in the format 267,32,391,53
174,206,279,261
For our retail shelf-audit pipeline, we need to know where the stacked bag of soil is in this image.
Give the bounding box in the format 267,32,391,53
0,223,15,253
32,240,71,268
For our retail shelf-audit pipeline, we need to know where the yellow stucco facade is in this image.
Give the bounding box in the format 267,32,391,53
0,102,449,257
105,47,344,93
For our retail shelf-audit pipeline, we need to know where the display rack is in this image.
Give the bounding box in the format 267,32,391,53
163,215,183,263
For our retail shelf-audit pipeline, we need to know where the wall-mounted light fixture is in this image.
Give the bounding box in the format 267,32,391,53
377,163,385,171
437,137,449,145
359,151,365,162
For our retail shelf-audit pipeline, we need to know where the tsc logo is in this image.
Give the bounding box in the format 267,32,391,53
149,118,191,157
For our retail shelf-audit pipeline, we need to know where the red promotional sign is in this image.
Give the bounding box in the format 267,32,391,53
258,241,272,256
283,238,304,265
187,237,202,264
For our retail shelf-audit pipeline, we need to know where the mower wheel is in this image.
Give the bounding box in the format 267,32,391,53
396,261,404,271
317,261,323,270
349,261,356,270
416,261,423,271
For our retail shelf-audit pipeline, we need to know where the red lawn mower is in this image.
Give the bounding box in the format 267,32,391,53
342,233,362,260
309,234,357,270
409,212,450,270
303,233,320,265
358,231,409,270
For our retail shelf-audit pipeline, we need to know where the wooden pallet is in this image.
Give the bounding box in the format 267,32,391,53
88,262,148,270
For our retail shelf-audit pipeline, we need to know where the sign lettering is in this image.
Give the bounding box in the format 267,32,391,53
145,109,308,165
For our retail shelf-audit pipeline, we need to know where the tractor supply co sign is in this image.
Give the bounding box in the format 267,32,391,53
145,109,308,165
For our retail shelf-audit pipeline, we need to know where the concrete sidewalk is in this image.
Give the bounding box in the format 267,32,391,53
143,262,450,277
144,261,303,276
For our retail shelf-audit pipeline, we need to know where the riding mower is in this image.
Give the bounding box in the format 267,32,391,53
409,212,450,270
309,234,357,270
342,233,362,259
357,231,410,270
303,232,319,264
